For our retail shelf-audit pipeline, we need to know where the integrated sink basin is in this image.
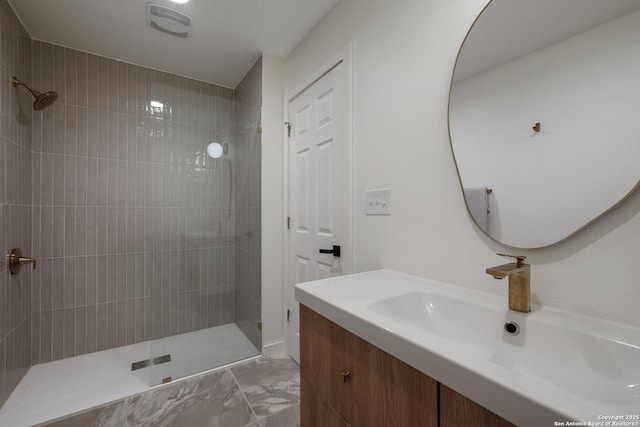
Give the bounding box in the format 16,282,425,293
295,269,640,427
368,290,490,339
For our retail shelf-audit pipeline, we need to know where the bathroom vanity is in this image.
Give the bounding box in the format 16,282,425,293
300,304,512,426
295,270,640,427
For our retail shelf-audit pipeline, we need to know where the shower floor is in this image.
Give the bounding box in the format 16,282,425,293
0,323,259,427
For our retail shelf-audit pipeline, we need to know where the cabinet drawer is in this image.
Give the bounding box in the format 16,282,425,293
301,378,351,427
300,304,357,420
350,336,437,427
440,384,514,427
300,305,438,427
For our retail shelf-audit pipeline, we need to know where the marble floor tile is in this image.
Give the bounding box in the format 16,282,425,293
41,403,124,427
1,324,259,427
258,404,300,427
231,357,300,418
39,357,300,427
43,370,256,427
132,370,256,427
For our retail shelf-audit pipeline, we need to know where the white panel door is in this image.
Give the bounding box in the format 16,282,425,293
287,62,349,362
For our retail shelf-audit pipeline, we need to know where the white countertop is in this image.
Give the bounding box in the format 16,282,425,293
295,269,640,427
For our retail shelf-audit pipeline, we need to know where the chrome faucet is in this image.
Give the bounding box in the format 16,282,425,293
486,254,530,313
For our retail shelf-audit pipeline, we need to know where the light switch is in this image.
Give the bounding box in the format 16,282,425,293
366,189,392,215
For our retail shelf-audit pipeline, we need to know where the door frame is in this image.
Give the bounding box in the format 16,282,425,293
283,43,354,356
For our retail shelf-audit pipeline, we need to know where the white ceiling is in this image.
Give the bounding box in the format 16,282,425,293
454,0,640,82
8,0,338,88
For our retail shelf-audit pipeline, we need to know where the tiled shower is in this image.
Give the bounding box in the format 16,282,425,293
0,0,262,413
0,0,33,408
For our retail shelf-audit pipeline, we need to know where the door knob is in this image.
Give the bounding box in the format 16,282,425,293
319,245,341,258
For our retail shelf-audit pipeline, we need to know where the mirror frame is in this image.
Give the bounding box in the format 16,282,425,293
447,0,640,249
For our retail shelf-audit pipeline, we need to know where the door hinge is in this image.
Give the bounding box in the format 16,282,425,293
257,322,263,331
284,121,292,138
287,216,290,230
287,309,290,322
257,125,262,134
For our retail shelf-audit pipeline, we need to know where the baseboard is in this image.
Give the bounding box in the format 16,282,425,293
262,340,287,358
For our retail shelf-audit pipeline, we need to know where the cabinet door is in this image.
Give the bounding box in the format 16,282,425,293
301,378,351,427
350,336,438,427
440,384,514,427
300,305,357,420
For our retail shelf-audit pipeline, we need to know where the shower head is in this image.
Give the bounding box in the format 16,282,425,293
11,76,58,111
33,91,58,111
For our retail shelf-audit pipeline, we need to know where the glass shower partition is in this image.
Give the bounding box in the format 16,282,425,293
142,94,262,386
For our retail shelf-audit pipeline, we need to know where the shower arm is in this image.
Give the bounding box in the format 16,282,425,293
11,77,42,97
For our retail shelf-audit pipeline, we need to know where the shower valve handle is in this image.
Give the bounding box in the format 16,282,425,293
8,248,37,274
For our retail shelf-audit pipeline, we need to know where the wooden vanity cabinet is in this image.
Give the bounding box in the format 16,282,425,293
300,305,438,427
301,377,350,427
300,305,515,427
440,384,514,427
300,304,358,422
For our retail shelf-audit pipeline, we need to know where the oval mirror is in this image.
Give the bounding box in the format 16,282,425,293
449,0,640,248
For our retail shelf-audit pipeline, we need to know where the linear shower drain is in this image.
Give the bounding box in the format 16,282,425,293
131,354,172,371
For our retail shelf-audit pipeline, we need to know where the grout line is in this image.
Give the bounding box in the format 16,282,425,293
228,364,261,423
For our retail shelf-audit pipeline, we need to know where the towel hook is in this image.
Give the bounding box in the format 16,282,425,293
532,122,541,132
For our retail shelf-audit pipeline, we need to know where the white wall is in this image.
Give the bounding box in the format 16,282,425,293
285,0,483,288
276,0,640,330
450,10,640,248
261,54,287,356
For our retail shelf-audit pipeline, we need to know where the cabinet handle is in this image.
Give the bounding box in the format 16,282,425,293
339,370,351,383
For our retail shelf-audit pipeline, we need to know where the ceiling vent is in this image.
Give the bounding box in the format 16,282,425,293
145,2,194,38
